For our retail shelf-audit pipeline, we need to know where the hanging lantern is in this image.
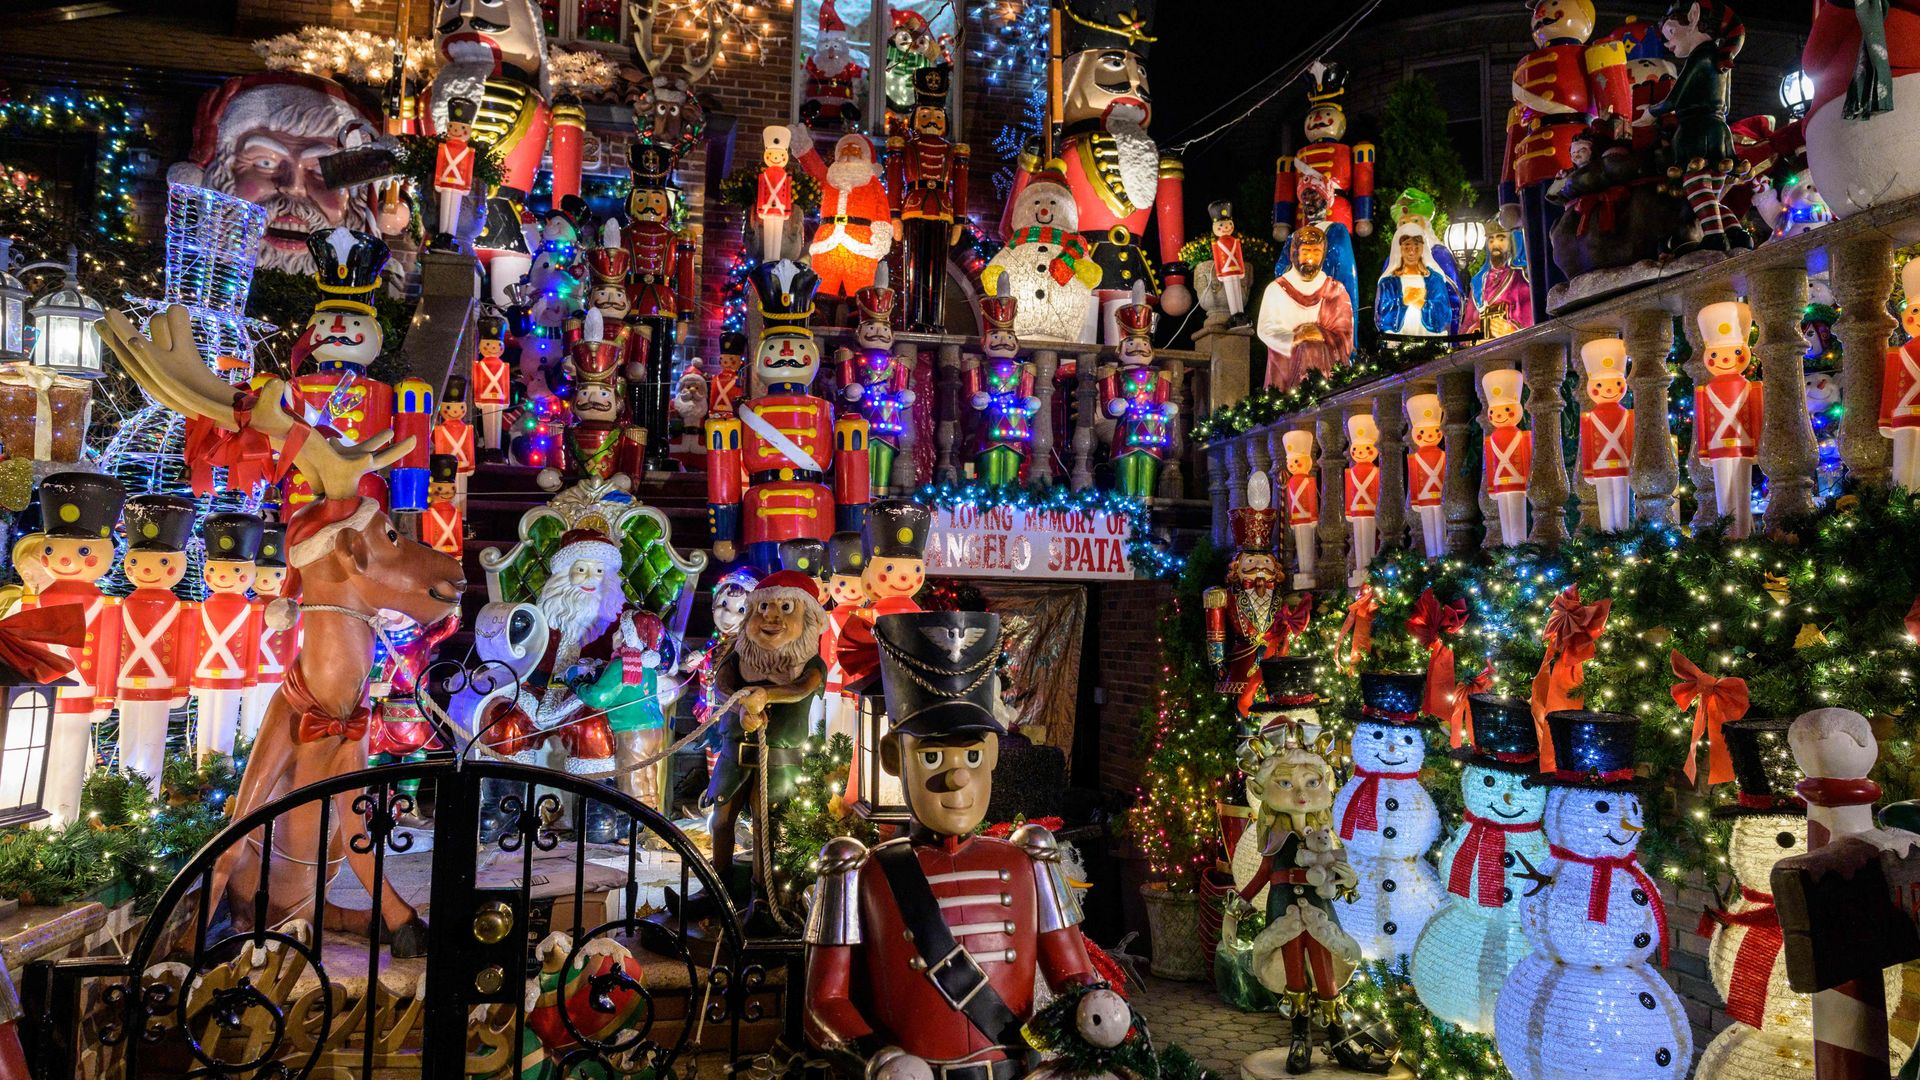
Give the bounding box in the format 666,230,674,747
850,694,910,823
0,672,59,828
1443,217,1487,275
29,272,106,377
1779,69,1814,117
0,257,27,362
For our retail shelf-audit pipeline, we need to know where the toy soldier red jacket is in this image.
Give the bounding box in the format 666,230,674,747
1483,427,1532,494
1696,374,1762,459
1499,38,1630,197
116,589,193,703
473,356,512,408
30,581,119,716
1285,474,1318,527
1274,140,1373,231
1579,402,1634,478
1883,341,1920,429
1408,446,1445,508
757,165,793,219
623,220,695,319
193,591,259,691
1344,462,1379,518
424,499,464,557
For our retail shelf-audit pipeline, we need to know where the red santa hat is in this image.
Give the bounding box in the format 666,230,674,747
549,528,624,575
175,72,379,181
286,496,379,568
819,0,847,34
755,569,824,604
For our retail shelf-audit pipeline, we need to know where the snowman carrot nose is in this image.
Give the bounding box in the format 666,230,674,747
1619,818,1645,833
1502,791,1513,805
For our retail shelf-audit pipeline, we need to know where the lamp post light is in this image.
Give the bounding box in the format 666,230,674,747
0,240,32,362
1443,217,1487,276
1780,68,1813,118
25,247,106,378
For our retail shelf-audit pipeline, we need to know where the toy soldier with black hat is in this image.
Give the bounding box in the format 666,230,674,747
884,64,968,331
837,498,930,694
821,530,867,742
473,307,513,455
242,520,295,745
433,374,476,512
780,537,831,587
27,472,125,827
192,512,265,762
424,454,464,557
113,494,197,793
625,142,697,473
804,609,1123,1078
432,97,479,251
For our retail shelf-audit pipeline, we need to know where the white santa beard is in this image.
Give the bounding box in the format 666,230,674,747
539,574,621,649
825,159,876,193
1108,122,1158,210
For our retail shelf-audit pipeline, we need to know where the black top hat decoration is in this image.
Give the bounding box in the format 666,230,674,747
1353,672,1430,726
430,454,460,485
875,610,1004,738
202,513,265,563
1457,693,1540,771
1256,656,1317,709
256,521,287,569
828,531,866,577
780,537,830,582
123,495,196,553
1714,716,1803,817
629,142,679,190
308,228,390,312
38,472,125,540
1544,710,1640,788
864,499,931,561
751,261,820,338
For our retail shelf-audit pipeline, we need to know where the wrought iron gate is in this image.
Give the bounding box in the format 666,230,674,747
22,761,771,1078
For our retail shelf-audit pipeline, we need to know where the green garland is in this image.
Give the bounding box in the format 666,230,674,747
1022,982,1222,1080
1191,340,1453,445
769,734,878,905
1343,963,1508,1080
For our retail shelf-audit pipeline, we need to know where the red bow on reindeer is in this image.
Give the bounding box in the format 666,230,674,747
0,605,84,684
1671,650,1749,785
183,389,306,496
1275,595,1312,656
1530,586,1611,773
1336,585,1376,672
1408,588,1472,746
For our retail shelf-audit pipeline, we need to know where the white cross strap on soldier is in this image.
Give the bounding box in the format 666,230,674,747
197,606,251,678
1709,387,1750,448
1589,412,1630,470
1491,435,1525,482
121,606,179,683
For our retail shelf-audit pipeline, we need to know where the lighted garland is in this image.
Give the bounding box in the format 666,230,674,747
911,480,1184,578
1343,963,1509,1080
1023,982,1220,1080
0,91,147,243
769,733,877,901
720,248,756,335
1192,339,1451,445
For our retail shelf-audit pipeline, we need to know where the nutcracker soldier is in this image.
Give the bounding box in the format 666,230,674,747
431,97,479,252
191,512,263,762
563,309,646,482
1498,0,1632,320
1405,393,1447,558
1204,474,1283,718
706,260,870,571
424,454,465,557
1210,201,1251,328
803,610,1115,1077
1282,429,1319,590
432,375,477,513
1098,291,1175,498
28,473,125,828
968,282,1040,486
113,495,196,793
1695,300,1762,539
1482,368,1532,547
1578,338,1635,532
288,228,395,507
391,377,433,512
1004,0,1191,342
757,125,794,265
1882,261,1920,492
1272,61,1373,318
626,142,697,473
709,331,749,420
1344,413,1381,588
836,269,913,495
570,221,650,435
473,308,513,454
885,65,968,332
241,521,294,745
1655,0,1751,252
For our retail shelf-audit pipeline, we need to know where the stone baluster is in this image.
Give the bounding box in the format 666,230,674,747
1207,442,1231,545
1071,350,1099,490
1681,288,1718,530
1375,388,1408,553
934,342,964,484
892,342,920,493
1753,266,1817,530
1523,342,1572,546
1246,427,1274,489
1316,409,1348,584
1471,356,1506,549
1831,234,1897,488
1030,349,1060,487
1439,368,1481,554
1224,436,1251,513
1624,307,1679,526
1158,362,1189,500
1568,328,1608,533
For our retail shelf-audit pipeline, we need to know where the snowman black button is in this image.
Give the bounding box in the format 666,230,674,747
1634,932,1651,949
1655,1049,1672,1067
1383,921,1398,935
1385,798,1400,811
1383,827,1398,839
1501,887,1513,903
1502,853,1515,868
1632,888,1649,906
1383,878,1397,892
1638,992,1656,1009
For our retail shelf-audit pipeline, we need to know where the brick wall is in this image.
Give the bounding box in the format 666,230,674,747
237,0,432,37
1091,579,1176,799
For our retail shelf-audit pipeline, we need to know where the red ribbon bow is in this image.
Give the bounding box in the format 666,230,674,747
1549,843,1669,966
282,662,373,745
1530,586,1611,773
0,605,83,684
1276,595,1312,656
1696,887,1780,1028
1449,810,1542,907
1337,586,1376,673
1406,588,1468,650
1670,649,1749,784
183,390,301,496
1337,766,1420,839
1408,589,1471,746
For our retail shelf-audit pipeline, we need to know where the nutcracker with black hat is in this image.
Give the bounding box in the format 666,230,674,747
884,63,968,331
27,472,125,827
706,260,870,570
431,374,476,513
1098,286,1176,498
835,268,912,496
624,141,696,473
241,520,296,745
287,227,395,508
112,494,197,792
558,308,645,485
804,609,1118,1078
968,277,1040,486
424,454,464,557
192,512,265,762
472,306,514,454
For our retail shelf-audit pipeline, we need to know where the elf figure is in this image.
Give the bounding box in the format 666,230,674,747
756,125,794,265
242,521,294,745
1210,201,1250,328
473,309,513,454
1405,393,1447,558
432,375,476,514
969,280,1040,486
1880,260,1920,492
1099,290,1176,498
287,228,395,506
431,97,479,252
1482,367,1532,547
113,495,196,793
1655,0,1751,252
28,472,125,828
885,64,968,332
1344,414,1381,588
836,270,913,495
425,454,464,558
1694,300,1761,539
1282,429,1319,590
578,608,675,808
1273,60,1373,319
192,512,263,762
1579,338,1635,533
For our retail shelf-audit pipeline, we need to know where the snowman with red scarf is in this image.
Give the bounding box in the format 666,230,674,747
1329,673,1445,960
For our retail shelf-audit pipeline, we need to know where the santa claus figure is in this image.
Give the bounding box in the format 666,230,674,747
1696,300,1762,539
982,166,1099,343
836,271,912,495
1881,260,1920,492
801,0,865,130
1482,368,1532,547
1579,338,1635,532
795,131,895,301
287,228,394,507
756,126,794,266
113,495,197,793
1344,414,1381,588
1282,430,1319,590
193,513,264,762
1405,393,1447,558
242,521,295,745
1258,225,1355,392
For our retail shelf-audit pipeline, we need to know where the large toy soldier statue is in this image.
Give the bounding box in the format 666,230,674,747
885,65,968,332
1004,0,1190,343
706,261,870,571
836,270,913,496
287,228,394,508
562,309,646,482
1272,61,1374,319
1203,478,1282,719
625,142,697,473
191,512,264,762
804,609,1125,1077
113,495,197,793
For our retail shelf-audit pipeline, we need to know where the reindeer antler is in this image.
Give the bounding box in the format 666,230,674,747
99,305,415,501
627,1,674,78
683,8,720,84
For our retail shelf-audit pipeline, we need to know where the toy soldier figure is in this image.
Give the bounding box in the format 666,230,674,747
1098,290,1175,498
625,142,697,473
968,280,1039,486
1882,260,1920,492
706,261,870,571
821,530,867,743
431,97,479,252
1404,394,1447,558
1209,201,1251,328
837,269,913,495
1344,414,1380,588
1282,430,1319,590
835,498,930,699
242,521,295,745
472,308,513,455
1273,61,1374,319
287,228,395,507
1482,368,1532,546
804,609,1119,1077
757,125,795,265
886,64,968,332
1695,301,1761,539
424,454,464,557
1578,338,1634,532
193,512,264,762
113,495,196,793
432,374,476,513
1004,0,1191,342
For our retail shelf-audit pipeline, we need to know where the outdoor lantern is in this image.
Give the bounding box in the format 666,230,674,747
1780,68,1814,117
0,673,59,828
1443,217,1487,275
850,693,910,824
29,270,107,377
0,247,27,362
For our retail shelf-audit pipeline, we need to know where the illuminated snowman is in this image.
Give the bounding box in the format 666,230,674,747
1494,711,1691,1080
1329,672,1445,960
1409,694,1549,1033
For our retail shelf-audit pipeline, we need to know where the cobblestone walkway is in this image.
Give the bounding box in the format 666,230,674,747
1131,976,1383,1080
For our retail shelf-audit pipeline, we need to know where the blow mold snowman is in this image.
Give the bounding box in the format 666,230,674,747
1494,710,1691,1080
1409,693,1549,1033
1330,672,1446,960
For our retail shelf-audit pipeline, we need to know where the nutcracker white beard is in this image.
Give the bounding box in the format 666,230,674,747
539,568,623,647
1107,116,1158,210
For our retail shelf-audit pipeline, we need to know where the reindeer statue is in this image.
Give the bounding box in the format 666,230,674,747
99,305,466,957
625,1,717,160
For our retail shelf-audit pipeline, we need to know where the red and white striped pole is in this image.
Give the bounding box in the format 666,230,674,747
1790,707,1893,1080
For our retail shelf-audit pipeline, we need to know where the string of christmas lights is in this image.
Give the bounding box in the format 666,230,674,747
911,480,1185,577
0,92,147,244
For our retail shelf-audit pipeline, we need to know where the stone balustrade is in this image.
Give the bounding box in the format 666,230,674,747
1204,191,1920,565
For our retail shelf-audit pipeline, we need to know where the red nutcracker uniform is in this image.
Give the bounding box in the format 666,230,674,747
1484,427,1532,494
242,522,294,745
1883,261,1920,491
1274,127,1374,233
1283,429,1320,589
1344,414,1380,588
1581,400,1634,530
287,229,395,508
626,142,696,474
1409,448,1445,509
1203,503,1284,717
425,454,464,557
114,496,197,793
886,65,969,332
